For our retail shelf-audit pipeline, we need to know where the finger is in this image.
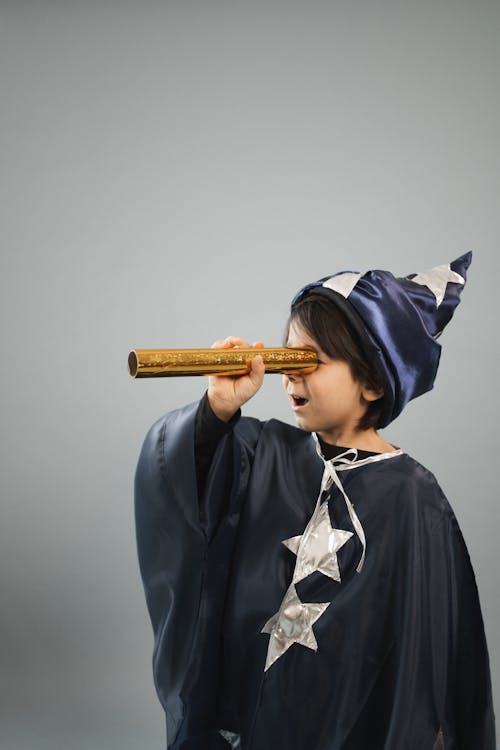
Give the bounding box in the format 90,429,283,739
249,354,266,382
211,338,238,349
252,341,264,349
223,335,249,348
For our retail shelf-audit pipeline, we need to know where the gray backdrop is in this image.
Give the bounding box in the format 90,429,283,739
1,2,498,748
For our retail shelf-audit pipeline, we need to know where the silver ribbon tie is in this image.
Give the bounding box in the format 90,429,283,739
319,446,366,573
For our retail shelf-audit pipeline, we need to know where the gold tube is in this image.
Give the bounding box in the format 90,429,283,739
128,348,318,378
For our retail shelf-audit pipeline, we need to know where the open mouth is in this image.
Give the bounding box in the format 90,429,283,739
291,395,308,408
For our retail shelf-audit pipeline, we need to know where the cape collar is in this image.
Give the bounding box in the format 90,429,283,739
313,433,404,472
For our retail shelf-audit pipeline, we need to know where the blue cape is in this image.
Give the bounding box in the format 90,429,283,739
135,402,495,749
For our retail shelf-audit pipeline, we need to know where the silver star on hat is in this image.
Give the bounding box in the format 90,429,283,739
261,583,330,671
322,272,362,298
409,263,465,307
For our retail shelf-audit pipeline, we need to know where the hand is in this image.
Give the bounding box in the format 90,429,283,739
207,336,265,422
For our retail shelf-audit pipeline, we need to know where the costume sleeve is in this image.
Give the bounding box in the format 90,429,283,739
446,513,496,749
134,400,261,748
194,392,240,499
384,475,496,750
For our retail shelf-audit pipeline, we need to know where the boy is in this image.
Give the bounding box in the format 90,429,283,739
135,252,495,749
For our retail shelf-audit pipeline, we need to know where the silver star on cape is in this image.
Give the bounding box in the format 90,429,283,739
283,501,353,584
261,583,330,671
409,263,465,307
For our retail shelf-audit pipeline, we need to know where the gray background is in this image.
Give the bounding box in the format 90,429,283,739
1,1,498,748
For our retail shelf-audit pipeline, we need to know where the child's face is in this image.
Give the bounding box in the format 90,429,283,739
283,321,378,444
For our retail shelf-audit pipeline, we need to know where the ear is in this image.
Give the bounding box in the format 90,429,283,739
361,385,384,402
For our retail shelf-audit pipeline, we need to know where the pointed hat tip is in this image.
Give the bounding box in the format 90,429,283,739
451,250,472,279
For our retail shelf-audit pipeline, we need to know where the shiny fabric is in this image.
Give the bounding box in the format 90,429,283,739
135,402,495,749
261,582,330,670
291,252,471,427
282,501,353,584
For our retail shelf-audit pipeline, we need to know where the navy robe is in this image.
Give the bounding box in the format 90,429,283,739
134,401,495,749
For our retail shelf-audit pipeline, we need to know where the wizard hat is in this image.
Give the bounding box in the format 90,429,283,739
291,252,472,428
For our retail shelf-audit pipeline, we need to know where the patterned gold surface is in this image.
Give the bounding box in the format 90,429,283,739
128,348,318,378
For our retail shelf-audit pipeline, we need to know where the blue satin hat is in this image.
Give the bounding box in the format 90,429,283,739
291,252,472,428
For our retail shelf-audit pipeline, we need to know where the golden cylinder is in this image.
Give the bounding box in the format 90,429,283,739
128,348,318,378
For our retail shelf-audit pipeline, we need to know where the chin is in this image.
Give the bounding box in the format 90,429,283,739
293,415,315,433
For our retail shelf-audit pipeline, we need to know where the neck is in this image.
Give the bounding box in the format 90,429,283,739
316,426,396,454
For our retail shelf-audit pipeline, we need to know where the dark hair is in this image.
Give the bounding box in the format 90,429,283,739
285,294,385,431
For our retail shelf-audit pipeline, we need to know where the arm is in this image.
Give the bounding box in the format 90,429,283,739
135,403,264,746
194,335,265,528
194,391,240,499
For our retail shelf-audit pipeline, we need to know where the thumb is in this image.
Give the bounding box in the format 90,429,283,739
249,353,265,384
